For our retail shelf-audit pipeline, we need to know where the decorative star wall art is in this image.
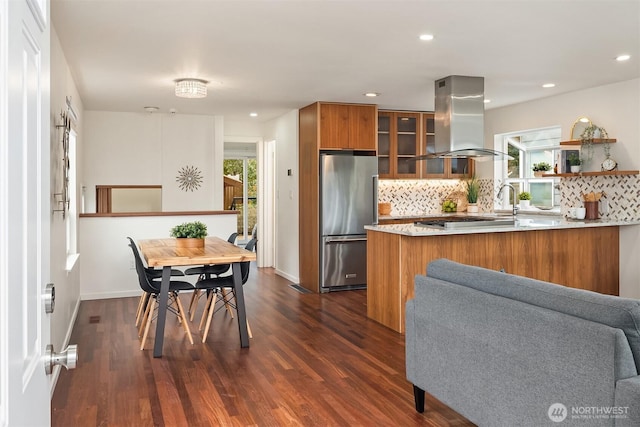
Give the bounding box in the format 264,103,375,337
176,165,203,192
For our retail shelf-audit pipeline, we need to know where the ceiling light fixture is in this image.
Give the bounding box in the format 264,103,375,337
616,54,631,61
249,112,258,117
542,83,556,88
175,78,208,98
364,92,379,97
144,106,159,113
483,99,491,104
419,34,434,41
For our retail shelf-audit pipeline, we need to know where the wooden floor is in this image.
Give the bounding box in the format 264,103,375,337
52,266,474,426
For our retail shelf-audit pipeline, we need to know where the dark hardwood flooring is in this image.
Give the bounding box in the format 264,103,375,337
52,266,474,426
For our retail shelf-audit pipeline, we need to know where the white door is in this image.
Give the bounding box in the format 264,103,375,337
1,0,52,425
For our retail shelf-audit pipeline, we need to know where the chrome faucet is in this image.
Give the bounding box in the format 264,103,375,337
499,184,519,216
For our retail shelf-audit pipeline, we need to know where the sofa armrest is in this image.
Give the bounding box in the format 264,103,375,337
615,376,640,426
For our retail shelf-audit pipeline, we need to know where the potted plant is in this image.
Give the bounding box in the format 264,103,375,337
580,124,608,165
532,162,552,177
170,221,208,248
518,191,531,210
465,174,480,213
568,153,582,173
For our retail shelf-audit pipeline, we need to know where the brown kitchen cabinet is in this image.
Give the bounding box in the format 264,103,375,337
317,103,377,150
421,112,473,178
378,111,421,179
298,101,377,293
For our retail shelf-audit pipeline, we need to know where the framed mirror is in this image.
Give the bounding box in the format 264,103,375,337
570,116,592,140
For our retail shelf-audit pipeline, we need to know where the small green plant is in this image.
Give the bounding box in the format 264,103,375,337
170,221,208,239
532,162,552,172
518,191,531,201
465,174,479,204
568,153,582,166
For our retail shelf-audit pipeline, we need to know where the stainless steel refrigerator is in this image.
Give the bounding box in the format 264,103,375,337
319,153,378,292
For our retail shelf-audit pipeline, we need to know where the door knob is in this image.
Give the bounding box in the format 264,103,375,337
44,344,78,375
43,283,55,313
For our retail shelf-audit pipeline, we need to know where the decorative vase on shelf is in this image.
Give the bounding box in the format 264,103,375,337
570,165,581,173
467,203,479,213
534,171,544,178
519,200,530,210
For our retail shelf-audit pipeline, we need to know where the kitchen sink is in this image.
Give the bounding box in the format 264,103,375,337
415,216,515,229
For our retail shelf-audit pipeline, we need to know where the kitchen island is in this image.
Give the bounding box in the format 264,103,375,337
365,215,640,333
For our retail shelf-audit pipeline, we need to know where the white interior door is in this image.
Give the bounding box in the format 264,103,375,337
1,0,52,425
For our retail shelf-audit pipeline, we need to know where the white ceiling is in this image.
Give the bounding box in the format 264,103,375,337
51,1,639,125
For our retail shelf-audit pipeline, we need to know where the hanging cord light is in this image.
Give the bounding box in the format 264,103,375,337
175,78,208,98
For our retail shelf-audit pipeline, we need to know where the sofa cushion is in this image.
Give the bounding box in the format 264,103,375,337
426,258,640,372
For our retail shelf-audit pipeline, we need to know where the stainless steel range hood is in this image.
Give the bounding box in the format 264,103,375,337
431,75,509,160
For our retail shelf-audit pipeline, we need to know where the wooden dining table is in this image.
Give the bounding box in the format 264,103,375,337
138,236,257,357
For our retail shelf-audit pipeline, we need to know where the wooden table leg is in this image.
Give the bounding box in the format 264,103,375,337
153,266,172,357
232,262,250,348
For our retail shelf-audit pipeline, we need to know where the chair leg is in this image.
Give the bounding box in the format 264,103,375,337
201,292,219,343
221,288,234,318
140,301,156,350
139,295,154,337
135,292,149,326
199,291,216,331
173,293,194,345
188,289,201,321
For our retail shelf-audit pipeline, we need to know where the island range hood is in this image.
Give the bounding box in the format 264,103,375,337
425,75,510,160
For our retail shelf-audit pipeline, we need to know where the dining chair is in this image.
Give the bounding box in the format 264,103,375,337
193,237,257,343
127,237,185,326
185,232,238,320
128,240,195,350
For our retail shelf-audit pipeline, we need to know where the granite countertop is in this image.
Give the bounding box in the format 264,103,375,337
378,208,561,221
367,214,640,237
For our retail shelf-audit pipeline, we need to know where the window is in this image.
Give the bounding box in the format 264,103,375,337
496,127,561,209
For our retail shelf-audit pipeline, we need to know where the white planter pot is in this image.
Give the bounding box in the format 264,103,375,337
570,165,581,173
519,200,530,210
467,204,479,213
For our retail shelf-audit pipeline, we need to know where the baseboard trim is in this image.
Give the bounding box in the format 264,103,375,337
275,269,298,284
81,289,141,300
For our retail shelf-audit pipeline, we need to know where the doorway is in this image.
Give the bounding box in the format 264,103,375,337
223,141,257,244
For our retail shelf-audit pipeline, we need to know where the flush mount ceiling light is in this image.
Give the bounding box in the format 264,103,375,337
542,83,556,88
364,92,380,97
419,34,434,41
175,78,208,98
616,54,631,61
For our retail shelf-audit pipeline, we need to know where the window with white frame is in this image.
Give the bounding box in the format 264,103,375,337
497,127,561,209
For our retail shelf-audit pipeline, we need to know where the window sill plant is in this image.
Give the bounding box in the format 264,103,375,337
518,191,531,210
532,162,552,177
170,221,208,248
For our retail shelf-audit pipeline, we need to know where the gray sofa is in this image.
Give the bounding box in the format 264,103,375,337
406,259,640,427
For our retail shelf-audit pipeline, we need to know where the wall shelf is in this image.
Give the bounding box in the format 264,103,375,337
560,138,617,146
549,170,638,178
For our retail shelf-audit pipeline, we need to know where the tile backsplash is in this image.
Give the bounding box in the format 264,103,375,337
379,174,639,220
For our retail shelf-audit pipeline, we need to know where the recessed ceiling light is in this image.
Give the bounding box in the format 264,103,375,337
616,54,631,61
419,34,434,41
542,83,556,88
143,106,159,113
249,112,258,117
483,99,491,104
364,92,379,97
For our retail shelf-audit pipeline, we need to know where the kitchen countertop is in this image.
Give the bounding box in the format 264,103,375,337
367,214,640,237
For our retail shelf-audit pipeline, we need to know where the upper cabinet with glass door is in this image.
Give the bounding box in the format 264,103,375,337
378,111,421,179
421,113,473,179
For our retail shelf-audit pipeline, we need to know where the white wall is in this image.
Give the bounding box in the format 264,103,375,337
262,110,300,283
50,27,83,362
82,111,223,212
79,214,237,299
485,78,640,299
